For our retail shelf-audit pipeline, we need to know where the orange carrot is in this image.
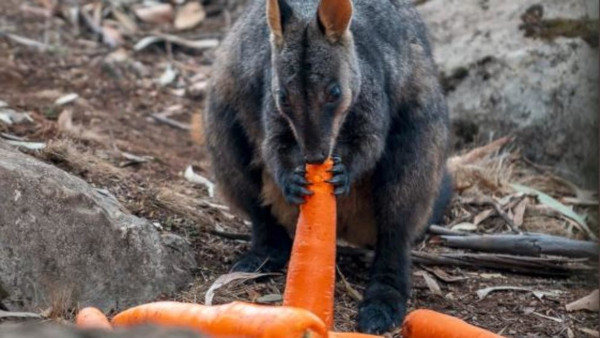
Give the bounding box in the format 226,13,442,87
75,307,112,330
329,332,382,337
283,159,337,328
402,309,504,338
111,301,328,338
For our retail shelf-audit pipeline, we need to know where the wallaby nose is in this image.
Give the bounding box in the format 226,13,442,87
304,151,327,164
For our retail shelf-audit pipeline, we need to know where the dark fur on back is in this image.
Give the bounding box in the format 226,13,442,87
204,0,451,333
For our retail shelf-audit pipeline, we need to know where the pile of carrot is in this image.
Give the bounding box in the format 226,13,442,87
74,159,503,338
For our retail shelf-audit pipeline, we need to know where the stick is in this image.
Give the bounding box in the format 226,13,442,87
411,251,592,277
151,114,191,131
440,234,598,259
208,230,593,276
428,225,468,236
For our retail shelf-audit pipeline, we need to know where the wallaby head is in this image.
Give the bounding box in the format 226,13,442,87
267,0,361,164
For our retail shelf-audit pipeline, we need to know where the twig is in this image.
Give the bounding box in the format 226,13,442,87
440,233,598,259
464,196,521,233
208,230,593,276
151,113,191,131
428,225,468,236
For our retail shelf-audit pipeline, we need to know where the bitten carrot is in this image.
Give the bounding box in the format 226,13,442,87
283,159,337,328
402,309,503,338
111,301,328,338
75,307,112,330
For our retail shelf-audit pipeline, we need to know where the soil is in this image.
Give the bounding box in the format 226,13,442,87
0,0,597,337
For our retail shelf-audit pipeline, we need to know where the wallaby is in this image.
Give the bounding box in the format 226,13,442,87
204,0,452,333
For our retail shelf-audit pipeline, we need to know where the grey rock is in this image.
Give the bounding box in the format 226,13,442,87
0,141,196,312
0,323,205,338
418,0,599,187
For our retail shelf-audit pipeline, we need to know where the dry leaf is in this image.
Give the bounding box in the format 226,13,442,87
476,286,562,300
566,290,599,312
54,93,79,106
101,24,123,47
451,222,477,232
134,34,218,52
5,140,46,150
531,312,563,323
473,209,494,225
512,197,528,227
204,272,275,305
134,4,174,25
337,266,363,302
417,270,442,296
422,266,468,283
184,165,215,198
578,328,600,337
175,1,206,30
111,8,138,34
256,294,283,304
0,108,33,125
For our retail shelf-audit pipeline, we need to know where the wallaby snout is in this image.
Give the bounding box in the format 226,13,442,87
304,150,328,164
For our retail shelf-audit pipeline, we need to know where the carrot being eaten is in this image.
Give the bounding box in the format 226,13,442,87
111,301,329,338
75,307,112,330
283,159,337,329
402,309,504,338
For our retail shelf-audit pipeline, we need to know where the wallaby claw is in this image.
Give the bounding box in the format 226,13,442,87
281,166,313,205
327,156,351,196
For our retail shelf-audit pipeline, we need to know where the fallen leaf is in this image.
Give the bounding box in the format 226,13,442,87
120,152,154,167
101,24,123,47
512,197,528,228
134,4,174,25
451,222,477,232
134,34,218,52
479,273,506,279
0,108,33,125
111,8,138,34
566,290,599,312
3,33,50,50
0,310,43,319
473,209,494,225
476,286,562,300
336,266,363,302
417,270,442,296
578,328,600,337
0,100,7,108
157,64,178,86
184,165,215,197
5,140,46,150
205,272,275,306
256,294,283,304
531,312,563,323
54,93,79,106
422,266,468,283
175,1,206,30
511,183,596,240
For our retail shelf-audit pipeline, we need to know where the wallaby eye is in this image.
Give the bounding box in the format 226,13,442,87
326,84,342,104
277,89,290,107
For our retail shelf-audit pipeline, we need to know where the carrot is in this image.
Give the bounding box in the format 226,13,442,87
283,159,337,328
111,301,329,338
328,332,382,337
75,307,112,330
402,309,504,338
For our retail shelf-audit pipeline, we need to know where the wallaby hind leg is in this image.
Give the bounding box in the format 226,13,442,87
205,106,292,273
358,121,447,334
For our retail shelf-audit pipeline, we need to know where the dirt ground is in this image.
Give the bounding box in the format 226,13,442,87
0,0,598,337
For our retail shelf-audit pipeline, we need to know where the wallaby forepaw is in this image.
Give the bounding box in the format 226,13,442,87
357,286,405,334
327,156,350,195
281,166,313,204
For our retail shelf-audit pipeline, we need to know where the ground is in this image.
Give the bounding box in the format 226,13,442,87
0,0,597,337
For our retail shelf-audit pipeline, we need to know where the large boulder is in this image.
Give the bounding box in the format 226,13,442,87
0,141,196,312
418,0,599,187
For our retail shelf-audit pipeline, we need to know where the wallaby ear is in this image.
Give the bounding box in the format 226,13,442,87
317,0,353,42
267,0,292,44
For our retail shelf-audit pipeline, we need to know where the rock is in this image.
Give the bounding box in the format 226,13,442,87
0,323,205,338
0,141,196,312
418,0,599,187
